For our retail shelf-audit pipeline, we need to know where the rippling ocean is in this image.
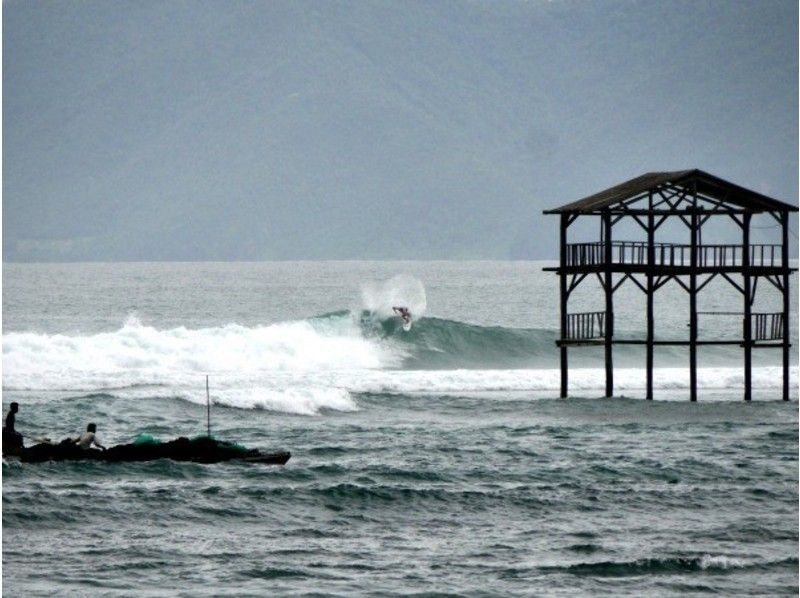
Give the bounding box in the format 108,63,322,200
3,261,798,596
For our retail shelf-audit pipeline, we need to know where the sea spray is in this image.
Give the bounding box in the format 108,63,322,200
360,274,427,320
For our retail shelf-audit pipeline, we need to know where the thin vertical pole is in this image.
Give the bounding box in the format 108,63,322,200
206,375,211,437
689,210,698,402
781,211,790,401
646,192,654,400
560,214,568,398
603,211,613,397
743,213,752,401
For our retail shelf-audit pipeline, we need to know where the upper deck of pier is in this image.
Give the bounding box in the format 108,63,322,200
543,168,797,402
543,169,797,275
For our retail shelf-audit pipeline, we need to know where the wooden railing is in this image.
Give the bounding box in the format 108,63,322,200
565,242,782,268
566,311,605,340
565,243,605,267
565,311,786,342
752,313,784,341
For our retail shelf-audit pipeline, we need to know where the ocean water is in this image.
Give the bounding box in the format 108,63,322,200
2,261,798,596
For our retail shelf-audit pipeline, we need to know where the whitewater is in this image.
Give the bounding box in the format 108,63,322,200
3,314,796,415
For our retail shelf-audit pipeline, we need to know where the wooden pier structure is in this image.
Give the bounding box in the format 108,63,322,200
543,169,797,401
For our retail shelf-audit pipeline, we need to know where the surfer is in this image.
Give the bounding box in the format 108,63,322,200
75,423,106,451
3,402,24,451
392,306,412,325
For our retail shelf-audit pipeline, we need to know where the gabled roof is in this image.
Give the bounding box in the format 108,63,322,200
544,169,798,214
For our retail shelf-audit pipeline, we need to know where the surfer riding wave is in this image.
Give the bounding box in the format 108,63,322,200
392,306,412,331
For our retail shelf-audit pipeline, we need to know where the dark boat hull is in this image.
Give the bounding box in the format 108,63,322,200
6,437,290,465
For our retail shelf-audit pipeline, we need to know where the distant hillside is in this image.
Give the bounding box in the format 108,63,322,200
3,0,797,261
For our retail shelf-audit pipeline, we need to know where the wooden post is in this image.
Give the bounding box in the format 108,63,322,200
560,214,568,398
646,194,654,400
603,211,613,397
743,213,752,401
689,210,698,402
206,375,211,437
781,211,790,401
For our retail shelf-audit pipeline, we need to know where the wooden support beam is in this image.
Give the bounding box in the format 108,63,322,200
720,271,745,295
654,187,686,210
612,273,629,293
609,272,648,294
687,191,731,219
631,214,648,231
619,192,650,208
696,190,732,211
743,213,752,401
654,274,675,292
560,214,568,398
762,274,784,293
606,208,752,216
611,211,649,232
647,195,654,400
627,274,647,294
649,190,669,209
696,272,718,293
672,276,690,293
566,272,588,298
689,209,698,402
782,211,790,401
637,185,762,216
603,211,613,398
700,203,731,225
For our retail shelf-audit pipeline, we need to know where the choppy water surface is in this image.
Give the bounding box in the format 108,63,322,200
3,262,798,596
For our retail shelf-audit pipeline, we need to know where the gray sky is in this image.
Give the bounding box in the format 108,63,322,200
3,0,797,261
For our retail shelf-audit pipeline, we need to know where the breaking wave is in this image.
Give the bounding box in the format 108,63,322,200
3,312,795,414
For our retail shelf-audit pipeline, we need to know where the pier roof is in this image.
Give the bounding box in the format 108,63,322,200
544,169,798,214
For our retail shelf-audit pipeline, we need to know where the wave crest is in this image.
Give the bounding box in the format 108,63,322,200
3,313,795,413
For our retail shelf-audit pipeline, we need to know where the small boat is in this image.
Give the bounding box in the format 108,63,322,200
4,436,290,465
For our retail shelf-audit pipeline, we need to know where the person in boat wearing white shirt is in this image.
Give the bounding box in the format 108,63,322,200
75,423,106,451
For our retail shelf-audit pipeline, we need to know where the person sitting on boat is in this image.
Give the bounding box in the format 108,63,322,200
392,306,411,324
3,402,24,451
75,423,106,451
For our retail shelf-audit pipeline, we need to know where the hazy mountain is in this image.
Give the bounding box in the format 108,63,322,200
3,0,797,261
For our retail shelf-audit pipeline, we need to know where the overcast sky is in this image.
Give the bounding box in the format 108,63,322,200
3,0,797,261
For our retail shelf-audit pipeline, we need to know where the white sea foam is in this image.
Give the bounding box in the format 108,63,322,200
3,315,394,376
2,317,397,414
3,319,796,413
698,554,747,570
183,386,358,416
